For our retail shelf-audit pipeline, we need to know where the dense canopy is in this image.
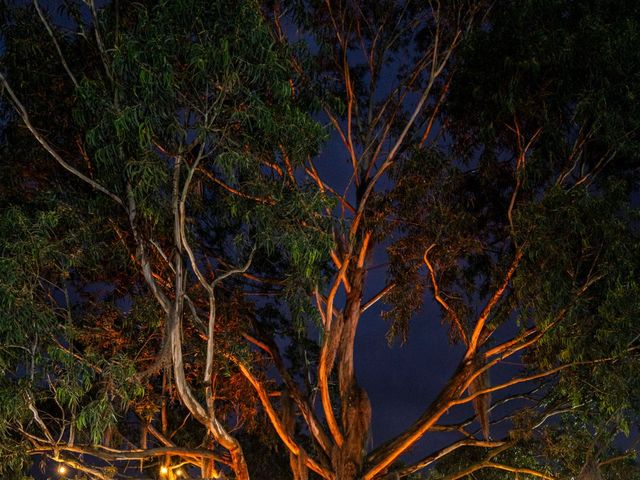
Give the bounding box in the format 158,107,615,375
1,1,639,479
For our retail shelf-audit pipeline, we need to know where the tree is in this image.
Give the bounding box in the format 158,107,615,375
2,0,640,480
1,1,329,478
258,0,640,478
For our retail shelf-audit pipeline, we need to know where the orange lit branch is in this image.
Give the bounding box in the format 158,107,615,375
330,250,352,293
357,231,372,268
305,161,356,214
484,463,556,479
423,244,467,344
389,438,508,478
231,357,333,479
241,332,333,456
463,349,633,408
466,249,523,359
452,364,574,408
279,145,296,183
441,462,556,480
599,451,638,467
506,119,542,234
199,168,276,205
463,321,561,395
324,108,352,161
317,253,351,446
418,75,452,148
483,326,538,358
343,50,359,180
318,330,345,447
363,362,474,480
482,269,600,363
367,315,566,477
366,258,600,479
361,282,395,313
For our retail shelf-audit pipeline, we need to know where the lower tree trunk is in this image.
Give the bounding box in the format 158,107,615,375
332,266,371,480
228,443,250,480
332,384,372,480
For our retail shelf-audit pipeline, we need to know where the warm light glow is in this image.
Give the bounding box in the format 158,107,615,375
58,465,67,475
160,465,169,475
176,469,184,477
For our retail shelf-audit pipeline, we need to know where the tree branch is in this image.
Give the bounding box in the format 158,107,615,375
0,73,124,207
387,439,508,478
466,249,523,359
230,356,333,479
424,244,467,344
361,282,395,313
241,331,333,456
32,444,225,463
33,0,79,88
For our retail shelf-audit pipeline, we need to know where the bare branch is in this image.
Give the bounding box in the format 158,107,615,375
84,0,114,83
126,184,171,314
230,356,333,479
27,399,55,445
466,249,523,359
44,452,112,480
33,0,79,88
389,439,508,478
424,244,468,344
0,73,124,207
361,282,395,313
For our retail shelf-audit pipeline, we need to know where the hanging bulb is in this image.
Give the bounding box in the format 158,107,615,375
160,465,169,475
58,465,67,475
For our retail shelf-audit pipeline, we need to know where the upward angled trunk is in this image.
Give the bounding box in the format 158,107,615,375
365,360,476,479
168,293,250,480
333,266,371,480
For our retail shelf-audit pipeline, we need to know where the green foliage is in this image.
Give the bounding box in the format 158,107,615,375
509,182,640,429
448,0,640,175
1,0,331,477
380,0,640,475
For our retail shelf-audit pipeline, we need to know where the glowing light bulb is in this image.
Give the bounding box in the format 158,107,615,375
160,465,169,475
176,469,184,477
58,465,67,475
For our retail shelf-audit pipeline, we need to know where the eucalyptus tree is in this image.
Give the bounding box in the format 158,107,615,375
3,1,640,480
226,0,640,479
1,1,330,478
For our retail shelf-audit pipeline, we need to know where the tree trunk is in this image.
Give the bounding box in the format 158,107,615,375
332,384,371,480
333,266,372,480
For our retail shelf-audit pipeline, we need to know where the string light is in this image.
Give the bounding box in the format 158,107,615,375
57,465,67,475
160,465,169,476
